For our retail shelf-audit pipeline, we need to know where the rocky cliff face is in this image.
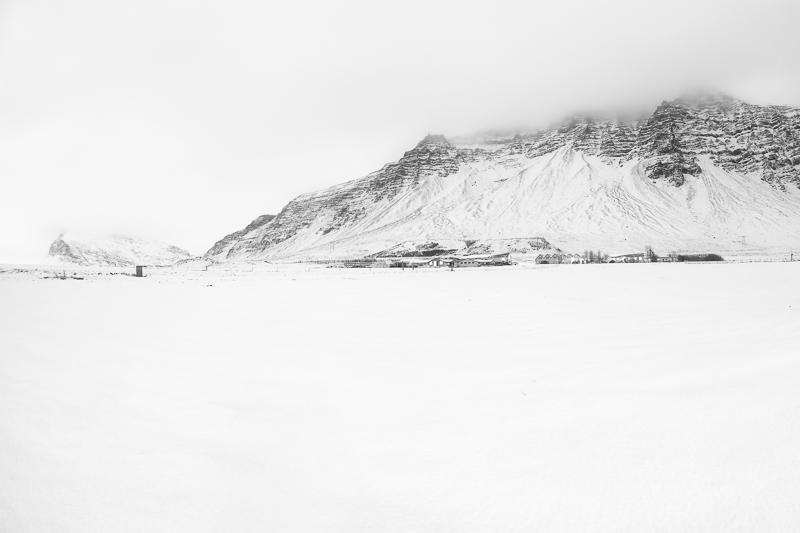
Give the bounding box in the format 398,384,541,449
46,232,193,267
508,94,800,188
206,94,800,261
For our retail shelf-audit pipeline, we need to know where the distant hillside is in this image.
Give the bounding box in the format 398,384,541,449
46,232,193,267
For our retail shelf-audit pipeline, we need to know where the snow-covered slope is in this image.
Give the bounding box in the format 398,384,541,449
207,94,800,260
46,232,193,267
205,214,275,260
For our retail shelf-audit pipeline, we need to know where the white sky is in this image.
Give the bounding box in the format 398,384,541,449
2,0,800,263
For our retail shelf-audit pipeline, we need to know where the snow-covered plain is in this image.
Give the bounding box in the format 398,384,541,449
1,262,799,532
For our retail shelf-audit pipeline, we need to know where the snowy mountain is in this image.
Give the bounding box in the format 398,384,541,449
46,232,193,267
206,94,800,260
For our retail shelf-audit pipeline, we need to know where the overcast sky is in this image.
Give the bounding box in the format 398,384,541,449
2,0,800,262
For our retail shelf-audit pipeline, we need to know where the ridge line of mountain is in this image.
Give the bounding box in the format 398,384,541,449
201,93,800,262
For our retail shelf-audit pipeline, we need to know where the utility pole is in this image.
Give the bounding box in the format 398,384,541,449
740,235,746,248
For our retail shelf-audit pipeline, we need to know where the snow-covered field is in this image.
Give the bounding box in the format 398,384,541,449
2,262,799,532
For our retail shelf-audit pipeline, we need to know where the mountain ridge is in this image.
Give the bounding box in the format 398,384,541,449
205,94,800,261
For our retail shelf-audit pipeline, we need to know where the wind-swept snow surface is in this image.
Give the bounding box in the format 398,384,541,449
2,263,800,532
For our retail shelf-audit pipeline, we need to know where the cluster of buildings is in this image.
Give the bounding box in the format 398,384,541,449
428,254,511,268
608,252,678,263
533,250,680,264
395,253,512,268
395,250,671,268
335,247,684,269
534,253,584,264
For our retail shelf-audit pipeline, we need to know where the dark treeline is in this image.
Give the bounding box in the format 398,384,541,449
677,253,724,262
583,250,609,263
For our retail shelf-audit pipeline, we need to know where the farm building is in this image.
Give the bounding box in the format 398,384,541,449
424,253,511,268
535,253,584,264
610,253,645,263
536,253,562,264
656,255,678,262
425,257,450,267
609,252,678,263
474,253,511,266
561,254,584,264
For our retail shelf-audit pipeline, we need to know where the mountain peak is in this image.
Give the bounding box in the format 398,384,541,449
668,91,744,109
417,134,450,147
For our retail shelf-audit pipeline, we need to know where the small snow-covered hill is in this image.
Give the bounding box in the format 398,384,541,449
46,232,193,267
206,94,800,260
